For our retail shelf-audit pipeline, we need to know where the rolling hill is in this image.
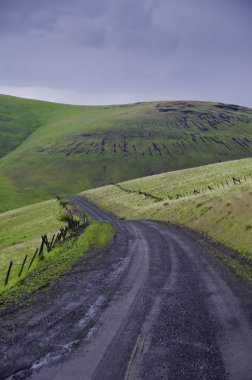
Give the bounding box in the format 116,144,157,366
82,156,252,264
1,94,252,212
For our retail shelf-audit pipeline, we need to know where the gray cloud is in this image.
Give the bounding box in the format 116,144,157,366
0,0,251,106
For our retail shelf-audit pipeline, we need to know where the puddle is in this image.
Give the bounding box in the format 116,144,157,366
76,295,105,329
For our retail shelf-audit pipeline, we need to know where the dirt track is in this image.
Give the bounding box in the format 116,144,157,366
1,196,252,379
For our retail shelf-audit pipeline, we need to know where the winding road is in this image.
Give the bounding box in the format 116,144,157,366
1,196,252,379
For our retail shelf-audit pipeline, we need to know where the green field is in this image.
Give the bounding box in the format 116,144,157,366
82,157,252,261
0,199,62,289
1,95,252,212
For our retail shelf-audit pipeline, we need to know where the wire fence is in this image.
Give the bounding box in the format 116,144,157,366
3,215,88,287
115,175,252,202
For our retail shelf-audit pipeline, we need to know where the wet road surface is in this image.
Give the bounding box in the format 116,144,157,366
1,196,252,379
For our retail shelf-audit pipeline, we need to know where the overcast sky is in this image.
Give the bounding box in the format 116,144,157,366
0,0,251,106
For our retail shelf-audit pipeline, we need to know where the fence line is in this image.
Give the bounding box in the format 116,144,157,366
115,174,252,203
2,214,88,287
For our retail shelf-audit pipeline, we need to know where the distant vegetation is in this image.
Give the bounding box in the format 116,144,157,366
1,95,252,212
83,157,252,264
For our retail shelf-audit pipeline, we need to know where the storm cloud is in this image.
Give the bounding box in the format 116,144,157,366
0,0,251,106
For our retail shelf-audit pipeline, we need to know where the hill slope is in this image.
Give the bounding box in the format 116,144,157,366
82,157,252,263
1,95,252,212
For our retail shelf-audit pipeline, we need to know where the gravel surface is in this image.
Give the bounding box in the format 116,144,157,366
1,196,252,380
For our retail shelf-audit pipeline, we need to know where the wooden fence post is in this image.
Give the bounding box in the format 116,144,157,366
49,234,55,251
38,238,45,258
19,254,28,277
233,177,241,184
42,234,51,252
28,248,38,270
5,261,13,286
53,233,59,246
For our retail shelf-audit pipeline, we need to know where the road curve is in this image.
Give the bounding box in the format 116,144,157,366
1,196,252,380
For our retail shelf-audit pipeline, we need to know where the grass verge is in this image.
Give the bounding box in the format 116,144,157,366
213,250,252,284
0,199,63,287
0,221,114,306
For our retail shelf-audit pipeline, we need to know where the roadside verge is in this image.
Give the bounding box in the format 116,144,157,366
0,221,114,308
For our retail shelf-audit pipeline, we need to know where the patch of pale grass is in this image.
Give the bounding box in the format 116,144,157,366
82,158,252,259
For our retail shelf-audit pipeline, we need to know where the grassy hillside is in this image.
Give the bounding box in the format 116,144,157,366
0,199,62,288
0,95,78,159
1,94,252,212
82,157,252,262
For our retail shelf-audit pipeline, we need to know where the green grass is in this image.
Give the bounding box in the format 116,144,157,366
1,95,252,212
213,251,252,283
0,221,114,303
0,191,114,301
0,94,80,160
0,199,63,289
82,157,252,261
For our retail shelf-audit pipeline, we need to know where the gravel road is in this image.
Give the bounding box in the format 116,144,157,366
1,196,252,380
